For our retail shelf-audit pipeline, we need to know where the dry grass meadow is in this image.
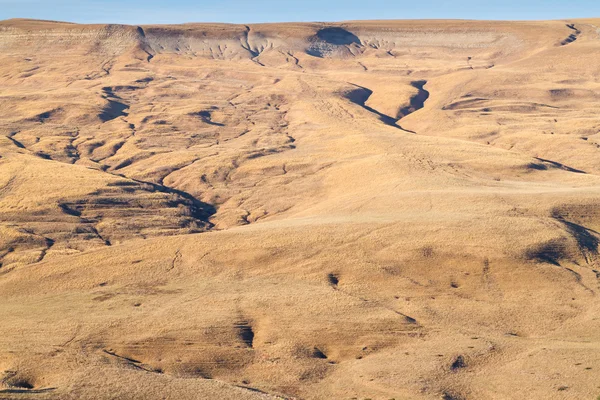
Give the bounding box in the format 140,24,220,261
1,17,600,399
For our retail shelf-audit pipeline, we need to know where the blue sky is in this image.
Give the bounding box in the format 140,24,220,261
0,0,599,24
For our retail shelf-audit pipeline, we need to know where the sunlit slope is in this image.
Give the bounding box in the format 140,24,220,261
1,18,600,400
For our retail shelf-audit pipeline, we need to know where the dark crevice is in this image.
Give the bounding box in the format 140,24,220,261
0,371,43,393
524,239,566,266
345,87,403,128
241,25,260,58
59,203,82,217
37,237,55,262
102,349,162,374
451,355,467,370
100,87,130,122
534,157,586,174
551,209,600,257
136,26,155,62
35,110,57,123
35,152,52,160
312,347,328,359
235,321,255,348
327,273,339,287
90,226,111,246
401,314,418,324
0,388,56,394
5,135,25,149
103,349,142,364
397,80,430,119
99,100,129,122
561,24,581,46
527,162,548,171
167,249,182,271
113,159,133,170
8,380,33,389
234,384,275,396
442,392,465,400
345,81,428,133
561,220,599,255
192,110,225,126
526,211,598,292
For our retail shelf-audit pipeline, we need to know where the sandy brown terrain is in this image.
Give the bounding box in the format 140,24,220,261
1,17,600,399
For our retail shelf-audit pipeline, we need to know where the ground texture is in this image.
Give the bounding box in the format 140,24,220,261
1,18,600,400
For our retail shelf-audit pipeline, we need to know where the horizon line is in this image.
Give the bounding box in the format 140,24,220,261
2,16,599,27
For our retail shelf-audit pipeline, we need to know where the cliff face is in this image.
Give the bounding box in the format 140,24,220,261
0,18,564,60
2,17,600,400
0,21,143,54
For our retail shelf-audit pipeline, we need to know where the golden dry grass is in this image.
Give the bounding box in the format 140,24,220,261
1,17,600,399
